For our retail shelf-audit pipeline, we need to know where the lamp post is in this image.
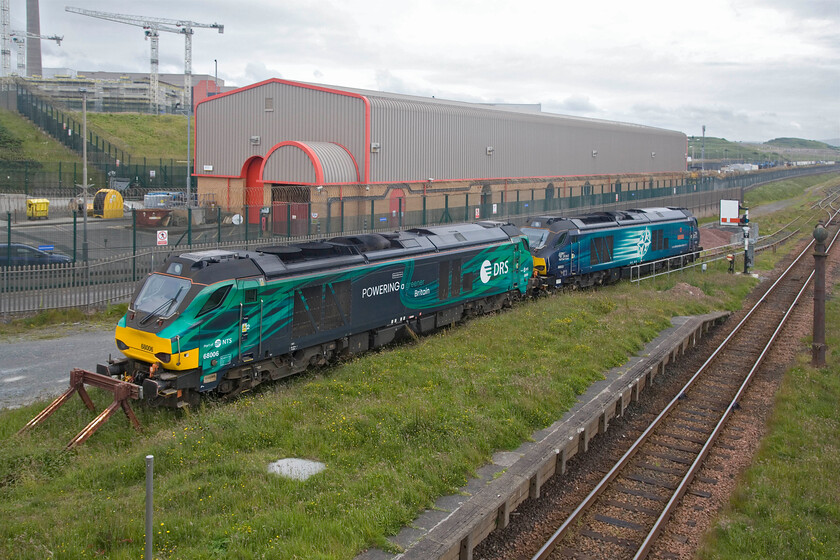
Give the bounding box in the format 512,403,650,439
701,125,706,172
812,222,828,367
80,88,90,306
80,88,88,262
186,104,191,207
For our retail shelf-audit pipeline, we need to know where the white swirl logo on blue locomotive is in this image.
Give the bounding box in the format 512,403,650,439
480,260,509,283
636,229,652,261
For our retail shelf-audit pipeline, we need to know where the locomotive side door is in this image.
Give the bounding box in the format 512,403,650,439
569,235,580,276
236,281,263,363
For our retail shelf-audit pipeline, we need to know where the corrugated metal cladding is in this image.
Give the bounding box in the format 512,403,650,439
365,95,685,182
195,78,686,184
195,81,366,178
262,142,359,184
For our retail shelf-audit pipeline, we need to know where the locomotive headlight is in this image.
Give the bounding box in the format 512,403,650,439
116,339,129,350
154,352,172,363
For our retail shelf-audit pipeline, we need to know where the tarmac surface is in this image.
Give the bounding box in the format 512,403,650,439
0,328,117,409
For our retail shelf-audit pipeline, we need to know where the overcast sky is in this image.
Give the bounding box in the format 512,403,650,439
15,0,840,143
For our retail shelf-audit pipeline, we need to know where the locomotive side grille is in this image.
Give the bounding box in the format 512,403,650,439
323,281,351,331
293,281,352,337
292,285,321,337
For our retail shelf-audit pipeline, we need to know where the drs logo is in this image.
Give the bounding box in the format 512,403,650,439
480,260,509,283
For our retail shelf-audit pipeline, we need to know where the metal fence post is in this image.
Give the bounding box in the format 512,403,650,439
4,212,10,268
217,207,221,245
244,208,249,244
145,455,154,560
72,212,77,262
187,208,192,246
132,209,137,282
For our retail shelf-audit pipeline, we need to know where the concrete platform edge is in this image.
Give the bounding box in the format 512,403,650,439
355,311,730,560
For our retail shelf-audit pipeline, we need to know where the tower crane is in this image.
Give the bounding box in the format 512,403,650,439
65,7,223,112
1,0,11,76
10,30,62,76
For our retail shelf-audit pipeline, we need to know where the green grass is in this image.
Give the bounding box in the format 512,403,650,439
0,109,82,163
685,136,839,163
0,178,831,559
0,305,128,342
0,270,753,560
84,113,191,161
0,108,189,164
697,286,840,559
766,137,836,150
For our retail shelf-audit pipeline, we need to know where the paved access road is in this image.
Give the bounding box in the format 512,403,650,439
0,329,119,409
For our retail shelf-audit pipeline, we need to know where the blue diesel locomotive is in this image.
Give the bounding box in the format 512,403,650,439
521,207,701,288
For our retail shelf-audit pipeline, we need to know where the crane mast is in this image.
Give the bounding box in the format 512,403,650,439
65,7,223,112
1,0,10,76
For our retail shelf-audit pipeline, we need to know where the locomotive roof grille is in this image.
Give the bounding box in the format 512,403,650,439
161,223,521,283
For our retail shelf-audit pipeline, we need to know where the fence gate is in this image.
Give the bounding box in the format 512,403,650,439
271,186,311,236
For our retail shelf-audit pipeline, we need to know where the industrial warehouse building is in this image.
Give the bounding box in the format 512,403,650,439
194,79,689,233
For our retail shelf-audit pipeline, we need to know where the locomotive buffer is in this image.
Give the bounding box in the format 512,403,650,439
17,368,142,449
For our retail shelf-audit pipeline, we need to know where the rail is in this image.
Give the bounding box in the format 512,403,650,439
532,207,839,559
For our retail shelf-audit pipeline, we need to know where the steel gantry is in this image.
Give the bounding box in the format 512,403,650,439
65,7,223,112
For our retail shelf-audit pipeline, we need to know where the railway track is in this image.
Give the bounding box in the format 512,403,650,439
531,213,839,560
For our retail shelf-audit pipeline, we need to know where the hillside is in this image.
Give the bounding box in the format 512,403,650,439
0,109,82,163
85,113,191,161
0,109,188,165
686,135,839,163
766,137,835,150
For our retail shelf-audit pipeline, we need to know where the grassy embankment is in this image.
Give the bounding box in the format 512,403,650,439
0,273,755,560
0,177,835,559
85,113,190,162
698,285,840,559
0,109,81,162
0,109,188,164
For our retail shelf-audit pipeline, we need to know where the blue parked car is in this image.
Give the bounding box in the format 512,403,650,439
1,243,73,267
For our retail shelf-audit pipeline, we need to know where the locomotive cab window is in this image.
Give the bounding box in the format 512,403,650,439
197,285,231,316
554,232,568,247
244,288,258,303
134,274,191,317
519,227,549,250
